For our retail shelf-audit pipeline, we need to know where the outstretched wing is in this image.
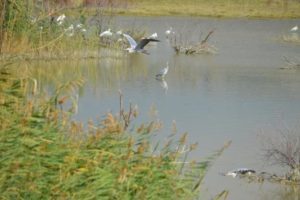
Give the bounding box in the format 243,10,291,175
135,38,160,50
123,33,137,49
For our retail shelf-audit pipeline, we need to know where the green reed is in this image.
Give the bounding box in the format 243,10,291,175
0,0,113,59
0,62,229,199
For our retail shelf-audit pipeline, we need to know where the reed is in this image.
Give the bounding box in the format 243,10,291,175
0,0,119,59
0,62,228,199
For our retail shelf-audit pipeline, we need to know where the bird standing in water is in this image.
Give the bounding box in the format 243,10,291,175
156,62,169,80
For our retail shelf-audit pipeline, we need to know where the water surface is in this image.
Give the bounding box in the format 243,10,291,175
33,16,300,199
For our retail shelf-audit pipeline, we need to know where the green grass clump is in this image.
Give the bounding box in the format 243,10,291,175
0,64,209,199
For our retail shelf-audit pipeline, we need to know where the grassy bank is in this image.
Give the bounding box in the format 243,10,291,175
112,0,300,18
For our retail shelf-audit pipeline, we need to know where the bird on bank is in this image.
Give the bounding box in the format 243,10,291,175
100,28,113,37
122,33,160,54
156,62,169,80
56,14,66,25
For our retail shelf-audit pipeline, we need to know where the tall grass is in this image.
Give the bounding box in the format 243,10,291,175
0,0,106,59
0,62,227,199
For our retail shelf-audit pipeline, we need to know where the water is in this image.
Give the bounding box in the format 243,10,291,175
32,16,300,199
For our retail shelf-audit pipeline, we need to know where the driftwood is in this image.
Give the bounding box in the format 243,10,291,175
171,30,218,55
201,30,214,45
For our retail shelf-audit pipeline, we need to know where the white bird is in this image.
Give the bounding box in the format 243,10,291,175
56,14,66,25
100,28,113,37
149,32,158,39
156,62,169,80
291,25,298,32
122,33,160,54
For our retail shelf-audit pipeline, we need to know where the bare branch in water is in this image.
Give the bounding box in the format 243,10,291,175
170,29,218,55
201,29,215,45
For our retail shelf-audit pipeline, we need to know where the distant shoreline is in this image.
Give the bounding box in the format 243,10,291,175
76,0,300,19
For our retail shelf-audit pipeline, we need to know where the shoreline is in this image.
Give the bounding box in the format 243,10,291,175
70,0,300,19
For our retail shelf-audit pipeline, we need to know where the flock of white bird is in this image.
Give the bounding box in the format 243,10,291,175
51,14,299,84
51,13,174,82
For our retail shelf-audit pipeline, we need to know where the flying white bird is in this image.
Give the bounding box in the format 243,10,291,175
122,33,160,54
100,28,113,37
156,62,169,80
291,25,298,32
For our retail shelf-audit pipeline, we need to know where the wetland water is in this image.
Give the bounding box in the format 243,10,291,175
33,16,300,199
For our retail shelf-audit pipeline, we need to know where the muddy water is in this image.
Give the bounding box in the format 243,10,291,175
34,16,300,199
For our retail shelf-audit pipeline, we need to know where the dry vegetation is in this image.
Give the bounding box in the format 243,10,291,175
170,30,218,55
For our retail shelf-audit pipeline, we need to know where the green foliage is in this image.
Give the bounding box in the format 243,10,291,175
5,0,30,37
0,0,102,57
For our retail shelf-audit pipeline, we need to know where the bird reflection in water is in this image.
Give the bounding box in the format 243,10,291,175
155,62,169,93
156,79,168,94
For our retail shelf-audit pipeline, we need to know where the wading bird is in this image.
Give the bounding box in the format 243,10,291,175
100,28,113,37
291,25,298,32
122,33,160,54
156,62,169,80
